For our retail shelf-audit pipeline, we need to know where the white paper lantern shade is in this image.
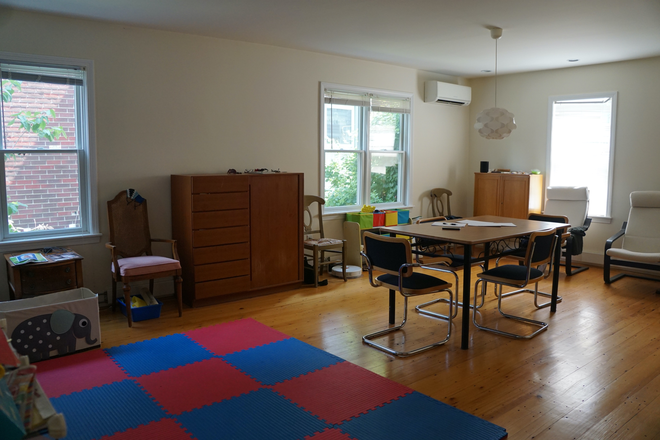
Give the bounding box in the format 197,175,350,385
475,28,517,140
474,107,517,140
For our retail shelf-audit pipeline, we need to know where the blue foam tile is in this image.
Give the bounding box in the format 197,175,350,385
175,388,330,440
106,333,214,377
336,391,508,440
222,337,343,386
49,379,168,440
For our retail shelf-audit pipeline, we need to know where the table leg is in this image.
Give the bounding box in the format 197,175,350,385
461,244,472,349
389,289,395,324
551,233,562,312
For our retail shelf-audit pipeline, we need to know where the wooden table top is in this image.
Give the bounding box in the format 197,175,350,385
379,215,571,245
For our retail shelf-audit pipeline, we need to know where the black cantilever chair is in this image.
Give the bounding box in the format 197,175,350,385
496,214,567,309
361,232,454,357
472,228,558,339
411,216,486,320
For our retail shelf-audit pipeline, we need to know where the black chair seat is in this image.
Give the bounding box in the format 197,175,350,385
481,265,544,282
377,272,451,291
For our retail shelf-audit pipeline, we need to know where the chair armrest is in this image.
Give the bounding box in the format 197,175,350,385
604,222,627,252
151,238,179,260
360,251,379,288
105,242,121,275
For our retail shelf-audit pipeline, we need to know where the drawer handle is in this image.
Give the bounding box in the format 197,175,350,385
66,279,72,285
65,267,71,273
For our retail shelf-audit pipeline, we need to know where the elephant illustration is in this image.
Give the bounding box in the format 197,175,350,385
11,309,98,362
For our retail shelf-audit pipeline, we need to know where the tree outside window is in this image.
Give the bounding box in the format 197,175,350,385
321,84,410,213
0,54,97,247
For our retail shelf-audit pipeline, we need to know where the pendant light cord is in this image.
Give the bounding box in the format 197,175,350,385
494,38,498,108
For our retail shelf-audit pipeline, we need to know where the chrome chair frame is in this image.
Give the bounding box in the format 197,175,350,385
495,214,566,309
412,216,487,319
361,232,454,357
472,228,558,339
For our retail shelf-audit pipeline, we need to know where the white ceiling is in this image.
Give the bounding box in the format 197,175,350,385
1,0,660,77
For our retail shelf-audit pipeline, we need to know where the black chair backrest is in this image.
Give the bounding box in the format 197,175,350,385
528,213,568,225
363,232,412,277
525,228,557,266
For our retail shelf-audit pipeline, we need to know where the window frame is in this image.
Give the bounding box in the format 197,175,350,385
320,82,412,215
0,51,100,251
546,91,618,222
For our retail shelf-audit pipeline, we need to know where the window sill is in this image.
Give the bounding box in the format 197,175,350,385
590,216,612,225
0,233,102,253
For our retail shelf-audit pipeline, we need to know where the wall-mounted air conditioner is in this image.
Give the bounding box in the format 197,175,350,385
424,81,471,106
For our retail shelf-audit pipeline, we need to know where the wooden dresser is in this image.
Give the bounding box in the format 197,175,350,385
171,173,304,307
473,172,543,219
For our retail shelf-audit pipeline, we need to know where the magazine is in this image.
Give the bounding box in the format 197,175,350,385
9,253,48,265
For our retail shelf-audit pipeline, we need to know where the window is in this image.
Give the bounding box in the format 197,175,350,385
321,83,411,213
547,92,617,219
0,53,98,249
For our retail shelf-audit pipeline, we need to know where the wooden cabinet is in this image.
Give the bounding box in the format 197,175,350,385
4,249,84,300
171,173,304,307
473,173,543,219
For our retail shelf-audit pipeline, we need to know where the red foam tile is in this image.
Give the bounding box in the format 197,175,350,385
304,428,356,439
35,349,128,398
273,361,412,424
100,418,193,440
136,357,261,415
184,318,290,356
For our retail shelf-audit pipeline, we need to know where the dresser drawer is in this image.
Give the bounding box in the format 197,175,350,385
195,276,250,299
193,226,250,247
192,175,249,193
194,259,250,283
192,209,249,229
193,193,248,212
20,262,79,295
193,243,250,265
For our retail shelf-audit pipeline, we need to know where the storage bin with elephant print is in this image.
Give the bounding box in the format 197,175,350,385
0,287,101,363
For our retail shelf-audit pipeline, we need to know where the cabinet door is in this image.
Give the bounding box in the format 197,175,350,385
500,175,530,219
473,173,502,216
249,174,303,289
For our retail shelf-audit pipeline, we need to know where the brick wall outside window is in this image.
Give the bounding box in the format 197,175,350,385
3,81,80,231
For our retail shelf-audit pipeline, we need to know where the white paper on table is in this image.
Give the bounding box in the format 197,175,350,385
455,220,516,227
431,221,466,228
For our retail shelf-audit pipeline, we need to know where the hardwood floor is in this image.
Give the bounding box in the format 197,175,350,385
99,263,660,439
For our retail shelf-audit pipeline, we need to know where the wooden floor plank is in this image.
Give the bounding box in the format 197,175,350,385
97,263,660,439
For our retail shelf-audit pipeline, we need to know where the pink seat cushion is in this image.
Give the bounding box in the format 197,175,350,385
112,256,181,277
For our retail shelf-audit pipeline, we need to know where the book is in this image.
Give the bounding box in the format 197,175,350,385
47,252,80,262
9,253,48,266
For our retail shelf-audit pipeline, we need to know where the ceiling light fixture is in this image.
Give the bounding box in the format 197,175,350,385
474,27,516,140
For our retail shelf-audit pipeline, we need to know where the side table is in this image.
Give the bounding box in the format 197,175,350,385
4,249,83,300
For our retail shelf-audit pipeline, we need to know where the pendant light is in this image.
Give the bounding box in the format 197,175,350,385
474,27,517,140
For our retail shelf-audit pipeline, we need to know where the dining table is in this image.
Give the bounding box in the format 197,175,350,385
379,215,570,349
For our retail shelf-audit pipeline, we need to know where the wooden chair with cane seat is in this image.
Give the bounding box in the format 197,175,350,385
106,190,183,327
431,188,460,219
303,195,346,287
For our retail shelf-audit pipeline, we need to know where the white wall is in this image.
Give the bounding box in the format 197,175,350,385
0,9,471,301
468,57,660,263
